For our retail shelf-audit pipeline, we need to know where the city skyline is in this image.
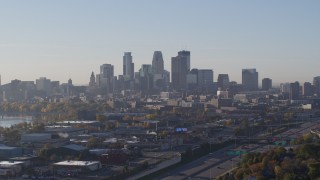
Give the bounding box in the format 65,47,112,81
1,1,320,85
0,49,319,87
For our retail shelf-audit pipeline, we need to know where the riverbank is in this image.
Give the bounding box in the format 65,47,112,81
0,116,33,128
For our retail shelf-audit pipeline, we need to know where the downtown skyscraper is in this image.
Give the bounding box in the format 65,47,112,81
262,78,272,91
96,64,115,94
171,50,190,91
152,51,164,74
123,52,134,79
290,81,300,100
217,74,230,91
242,69,258,91
152,51,170,92
313,76,320,97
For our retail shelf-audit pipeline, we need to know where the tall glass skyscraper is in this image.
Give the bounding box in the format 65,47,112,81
171,50,190,91
152,51,164,74
123,52,134,78
100,64,114,78
198,69,213,88
97,64,115,93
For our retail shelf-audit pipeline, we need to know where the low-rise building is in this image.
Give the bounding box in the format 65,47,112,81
21,133,51,144
53,160,101,176
0,145,23,159
0,161,24,177
210,98,233,109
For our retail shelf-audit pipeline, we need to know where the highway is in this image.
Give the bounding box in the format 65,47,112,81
160,119,319,180
160,145,239,180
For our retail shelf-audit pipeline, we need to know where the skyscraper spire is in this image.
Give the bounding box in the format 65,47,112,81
89,71,95,86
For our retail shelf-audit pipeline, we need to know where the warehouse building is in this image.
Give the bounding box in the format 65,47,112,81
53,161,101,176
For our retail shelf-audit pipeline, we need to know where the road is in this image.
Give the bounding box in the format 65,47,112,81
160,119,319,180
158,145,238,180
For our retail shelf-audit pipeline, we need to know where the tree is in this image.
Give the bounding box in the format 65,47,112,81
234,168,245,180
296,144,320,160
96,114,107,122
274,165,283,179
86,137,99,148
308,162,320,179
30,123,45,133
146,114,156,120
38,147,48,162
303,133,313,143
261,156,269,168
3,129,21,146
234,127,243,136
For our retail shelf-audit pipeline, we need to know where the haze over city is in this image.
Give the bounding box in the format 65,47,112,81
2,1,320,179
1,0,320,85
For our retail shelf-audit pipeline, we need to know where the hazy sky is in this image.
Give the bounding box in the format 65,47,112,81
0,0,319,85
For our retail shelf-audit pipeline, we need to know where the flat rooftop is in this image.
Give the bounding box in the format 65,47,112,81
0,161,24,166
58,121,100,124
53,161,100,167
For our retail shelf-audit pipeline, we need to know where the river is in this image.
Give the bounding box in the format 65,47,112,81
0,116,33,128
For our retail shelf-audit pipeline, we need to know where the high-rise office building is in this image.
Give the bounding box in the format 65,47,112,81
123,52,134,78
313,76,320,97
227,81,241,98
140,64,153,77
153,71,170,91
100,64,114,79
97,64,115,94
187,69,198,91
217,74,229,90
262,78,272,91
152,51,164,74
178,50,190,70
289,81,300,100
171,50,190,91
36,77,52,96
198,69,214,91
139,64,153,95
152,51,169,91
242,69,258,91
303,82,313,97
280,83,290,93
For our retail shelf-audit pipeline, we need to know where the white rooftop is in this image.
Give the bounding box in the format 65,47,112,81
53,161,100,167
0,161,24,166
58,121,99,124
